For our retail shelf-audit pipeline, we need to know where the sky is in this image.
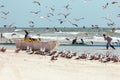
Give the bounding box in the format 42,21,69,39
0,0,120,28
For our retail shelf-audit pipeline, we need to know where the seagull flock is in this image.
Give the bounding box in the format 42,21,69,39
0,0,120,28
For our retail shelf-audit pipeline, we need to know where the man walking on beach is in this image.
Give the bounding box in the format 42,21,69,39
103,34,115,50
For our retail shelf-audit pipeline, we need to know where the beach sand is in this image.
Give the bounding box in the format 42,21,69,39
0,49,120,80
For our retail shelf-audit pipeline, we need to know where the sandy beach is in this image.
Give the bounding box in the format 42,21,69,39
0,0,120,79
0,49,120,80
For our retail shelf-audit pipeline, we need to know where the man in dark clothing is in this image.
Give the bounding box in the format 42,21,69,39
103,34,115,50
24,30,29,40
72,37,77,44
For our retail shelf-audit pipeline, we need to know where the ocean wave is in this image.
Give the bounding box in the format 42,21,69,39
55,32,79,35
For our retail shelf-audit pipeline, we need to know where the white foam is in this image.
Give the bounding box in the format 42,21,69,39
115,30,120,33
3,32,24,39
55,32,79,35
85,36,120,42
14,29,23,32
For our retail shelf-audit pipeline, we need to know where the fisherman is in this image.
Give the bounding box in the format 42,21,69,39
90,41,94,45
0,33,3,38
81,38,85,44
72,37,77,44
24,30,30,40
24,30,41,42
103,34,115,50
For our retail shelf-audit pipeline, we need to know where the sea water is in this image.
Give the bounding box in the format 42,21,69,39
0,44,120,55
0,27,120,55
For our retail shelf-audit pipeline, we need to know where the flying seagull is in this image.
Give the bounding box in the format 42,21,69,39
40,15,51,21
68,20,78,27
58,13,70,18
102,3,109,9
29,21,34,24
111,1,118,4
30,11,40,14
33,1,40,6
64,4,72,10
1,16,7,20
102,17,112,22
117,14,120,17
0,5,4,8
107,22,116,26
74,17,85,21
57,19,66,24
1,11,9,15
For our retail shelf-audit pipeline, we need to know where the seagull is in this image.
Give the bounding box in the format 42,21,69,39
111,1,120,8
8,23,15,27
46,6,55,12
30,11,40,14
40,15,51,21
74,17,85,21
107,22,116,26
57,19,66,24
33,1,40,6
68,20,78,27
117,14,120,17
49,13,54,16
102,3,109,9
111,1,118,4
50,7,55,12
1,16,7,20
58,13,70,18
29,25,34,28
0,5,4,8
65,38,70,41
1,11,9,15
72,23,78,27
83,0,92,3
91,25,99,29
102,17,112,22
53,26,59,32
64,4,72,10
29,21,34,24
